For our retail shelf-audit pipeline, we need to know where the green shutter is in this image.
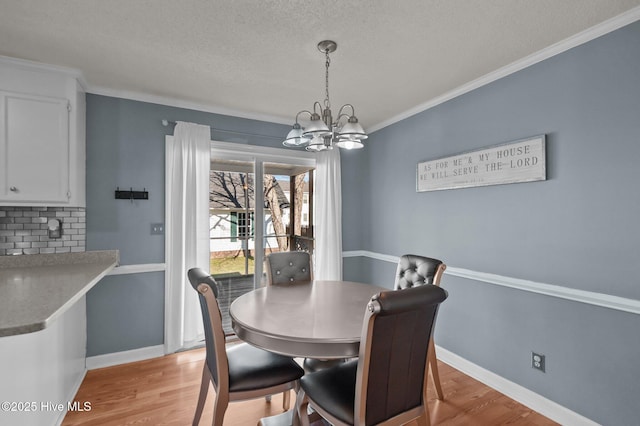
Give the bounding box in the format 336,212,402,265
250,212,255,239
230,212,237,242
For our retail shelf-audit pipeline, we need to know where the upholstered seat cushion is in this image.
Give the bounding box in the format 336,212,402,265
300,360,358,425
227,343,304,392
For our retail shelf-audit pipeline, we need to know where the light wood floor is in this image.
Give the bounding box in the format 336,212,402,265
63,348,557,426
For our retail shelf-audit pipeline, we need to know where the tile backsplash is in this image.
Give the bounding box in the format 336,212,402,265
0,207,86,256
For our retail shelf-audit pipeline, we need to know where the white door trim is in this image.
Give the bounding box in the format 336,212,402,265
164,139,316,354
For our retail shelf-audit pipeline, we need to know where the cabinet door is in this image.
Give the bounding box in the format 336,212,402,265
0,91,70,203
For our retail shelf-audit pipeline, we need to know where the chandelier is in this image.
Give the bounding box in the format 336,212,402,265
283,40,367,151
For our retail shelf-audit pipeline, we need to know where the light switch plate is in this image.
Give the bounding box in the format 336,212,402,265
151,223,164,235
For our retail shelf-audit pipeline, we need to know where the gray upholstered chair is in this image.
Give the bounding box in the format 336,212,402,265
188,268,304,426
394,254,447,400
295,284,448,426
264,251,312,285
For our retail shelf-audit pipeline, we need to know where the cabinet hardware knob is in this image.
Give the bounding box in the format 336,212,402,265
10,186,17,192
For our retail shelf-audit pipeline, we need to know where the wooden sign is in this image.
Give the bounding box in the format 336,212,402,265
417,135,546,192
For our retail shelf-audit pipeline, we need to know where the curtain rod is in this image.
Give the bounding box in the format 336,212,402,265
161,119,281,140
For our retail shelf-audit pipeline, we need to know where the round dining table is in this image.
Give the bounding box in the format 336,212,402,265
229,280,388,360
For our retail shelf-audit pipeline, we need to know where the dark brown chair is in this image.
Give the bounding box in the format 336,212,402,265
395,254,447,400
188,268,304,426
295,284,448,426
264,251,312,285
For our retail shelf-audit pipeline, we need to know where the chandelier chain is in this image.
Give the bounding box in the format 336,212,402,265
324,49,331,109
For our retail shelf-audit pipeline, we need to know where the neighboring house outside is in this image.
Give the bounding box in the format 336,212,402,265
209,172,310,257
281,182,311,229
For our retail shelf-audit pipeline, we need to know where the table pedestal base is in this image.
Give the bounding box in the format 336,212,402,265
258,409,327,426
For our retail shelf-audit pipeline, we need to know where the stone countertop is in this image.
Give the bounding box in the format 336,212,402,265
0,250,119,337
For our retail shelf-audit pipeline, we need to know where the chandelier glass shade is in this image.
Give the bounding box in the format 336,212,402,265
282,40,367,151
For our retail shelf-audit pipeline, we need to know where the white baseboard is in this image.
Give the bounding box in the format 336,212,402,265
54,367,87,426
435,346,598,426
86,345,165,370
85,344,593,424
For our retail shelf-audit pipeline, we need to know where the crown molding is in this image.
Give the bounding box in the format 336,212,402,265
0,55,88,91
87,85,292,126
5,7,638,135
368,6,640,133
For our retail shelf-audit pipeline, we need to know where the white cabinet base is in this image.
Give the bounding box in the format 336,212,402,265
0,297,87,426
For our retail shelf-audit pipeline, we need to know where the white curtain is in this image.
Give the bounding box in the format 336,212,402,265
314,147,343,280
165,121,211,352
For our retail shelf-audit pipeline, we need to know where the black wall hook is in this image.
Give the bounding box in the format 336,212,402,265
115,187,149,201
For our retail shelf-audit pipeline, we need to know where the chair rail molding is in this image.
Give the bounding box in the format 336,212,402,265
108,263,166,275
342,251,640,315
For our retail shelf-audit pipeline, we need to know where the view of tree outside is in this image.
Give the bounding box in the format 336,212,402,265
292,174,305,237
265,173,307,251
209,170,309,275
209,171,254,209
263,174,288,251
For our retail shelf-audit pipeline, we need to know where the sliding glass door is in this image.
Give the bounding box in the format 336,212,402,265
209,161,256,278
209,144,315,334
263,163,315,258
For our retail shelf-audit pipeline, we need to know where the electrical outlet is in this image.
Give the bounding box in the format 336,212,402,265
532,352,545,372
151,223,164,235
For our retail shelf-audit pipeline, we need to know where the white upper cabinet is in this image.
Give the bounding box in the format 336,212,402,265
0,57,86,207
1,91,70,203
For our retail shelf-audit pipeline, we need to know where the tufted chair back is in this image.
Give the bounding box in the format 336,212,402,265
265,251,312,285
394,254,446,290
393,254,448,402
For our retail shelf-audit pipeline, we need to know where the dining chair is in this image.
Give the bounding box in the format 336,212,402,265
395,254,447,400
264,251,313,285
188,268,304,426
264,251,344,374
295,284,448,426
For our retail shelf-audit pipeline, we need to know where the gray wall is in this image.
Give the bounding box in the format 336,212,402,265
342,22,640,425
85,22,640,424
85,96,288,356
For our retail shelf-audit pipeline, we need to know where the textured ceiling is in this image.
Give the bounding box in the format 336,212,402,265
1,1,639,131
